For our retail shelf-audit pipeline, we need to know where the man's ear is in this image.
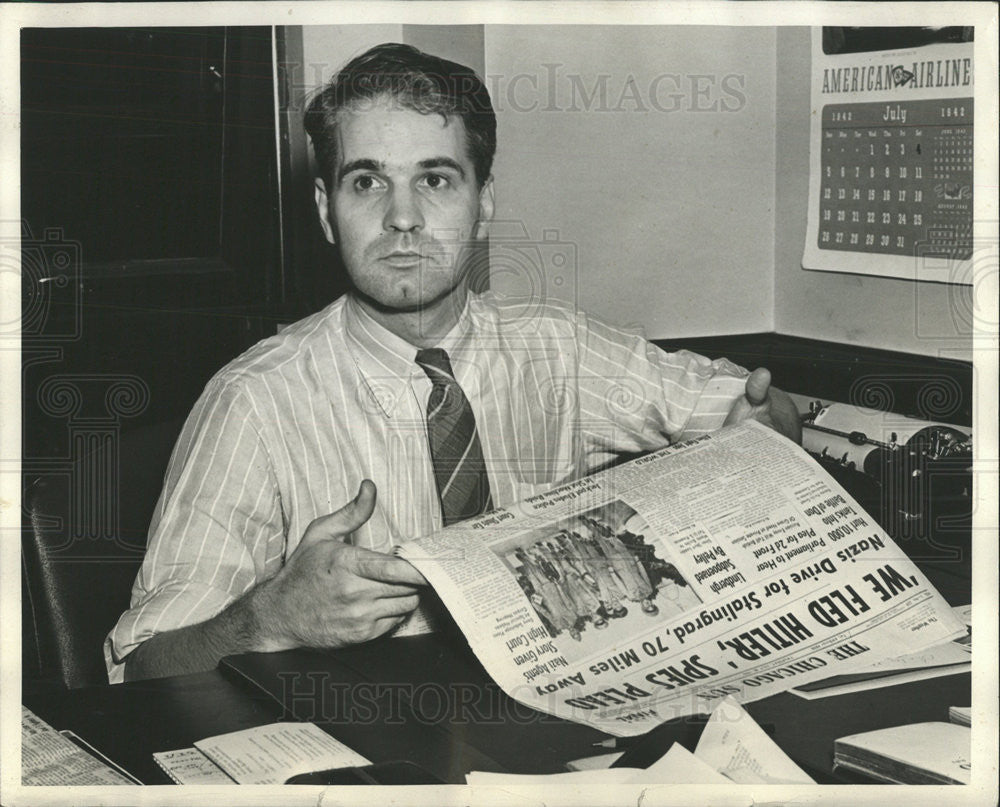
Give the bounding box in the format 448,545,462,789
314,177,336,245
475,176,495,239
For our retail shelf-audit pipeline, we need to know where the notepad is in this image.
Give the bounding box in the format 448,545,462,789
153,747,235,785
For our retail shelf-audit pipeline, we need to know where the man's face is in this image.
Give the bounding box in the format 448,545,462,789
315,95,494,319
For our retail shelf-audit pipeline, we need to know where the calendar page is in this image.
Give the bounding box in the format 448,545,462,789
804,27,975,283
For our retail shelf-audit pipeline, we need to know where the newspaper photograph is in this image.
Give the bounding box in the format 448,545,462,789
398,421,967,736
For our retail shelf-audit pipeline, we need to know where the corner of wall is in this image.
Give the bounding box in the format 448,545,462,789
768,25,779,334
772,27,971,361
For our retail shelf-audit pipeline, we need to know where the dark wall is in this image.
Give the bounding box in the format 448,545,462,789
660,332,973,428
21,27,281,465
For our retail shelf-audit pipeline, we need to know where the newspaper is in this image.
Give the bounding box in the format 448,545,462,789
21,707,136,786
397,422,966,737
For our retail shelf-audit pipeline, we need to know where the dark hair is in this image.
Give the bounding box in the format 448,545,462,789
304,42,497,188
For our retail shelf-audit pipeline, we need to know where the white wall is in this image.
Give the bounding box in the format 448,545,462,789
403,24,485,79
773,28,972,361
300,25,485,92
485,26,777,339
300,25,403,91
295,25,971,359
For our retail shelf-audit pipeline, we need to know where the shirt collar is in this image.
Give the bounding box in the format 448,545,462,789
343,293,476,418
434,296,476,361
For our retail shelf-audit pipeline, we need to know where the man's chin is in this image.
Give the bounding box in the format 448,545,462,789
354,283,467,316
357,290,428,314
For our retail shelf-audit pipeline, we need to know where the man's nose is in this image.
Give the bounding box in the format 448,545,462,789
383,186,424,233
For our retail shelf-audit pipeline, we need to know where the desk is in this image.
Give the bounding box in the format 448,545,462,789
220,633,970,784
24,634,970,785
24,470,971,786
23,671,283,785
220,629,608,782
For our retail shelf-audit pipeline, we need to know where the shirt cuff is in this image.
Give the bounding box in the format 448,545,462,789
678,357,749,439
104,583,235,684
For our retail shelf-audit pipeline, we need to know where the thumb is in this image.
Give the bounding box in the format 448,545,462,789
744,367,771,407
302,480,377,545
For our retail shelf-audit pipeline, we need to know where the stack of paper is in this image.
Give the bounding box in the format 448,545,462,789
466,698,815,786
834,722,971,784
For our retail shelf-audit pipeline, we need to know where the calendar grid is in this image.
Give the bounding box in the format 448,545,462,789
818,98,973,260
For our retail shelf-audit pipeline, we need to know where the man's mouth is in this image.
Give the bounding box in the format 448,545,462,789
381,250,424,268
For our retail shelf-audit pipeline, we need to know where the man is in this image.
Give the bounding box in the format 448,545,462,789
107,43,800,683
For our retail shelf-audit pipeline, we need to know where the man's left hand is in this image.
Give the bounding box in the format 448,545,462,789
724,367,803,444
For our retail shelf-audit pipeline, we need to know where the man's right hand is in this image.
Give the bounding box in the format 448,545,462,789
250,480,427,651
124,480,425,681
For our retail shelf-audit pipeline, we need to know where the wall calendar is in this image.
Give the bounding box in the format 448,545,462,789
804,27,976,284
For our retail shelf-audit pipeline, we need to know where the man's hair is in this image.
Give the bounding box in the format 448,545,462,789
304,42,497,188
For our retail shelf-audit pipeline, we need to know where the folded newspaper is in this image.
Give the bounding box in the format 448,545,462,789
396,421,966,737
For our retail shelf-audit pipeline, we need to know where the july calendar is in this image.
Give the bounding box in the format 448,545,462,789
804,27,976,283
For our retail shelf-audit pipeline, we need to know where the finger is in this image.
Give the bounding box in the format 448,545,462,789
375,593,421,616
370,613,414,637
723,396,750,426
744,367,771,407
302,480,377,545
351,549,429,586
365,600,422,637
356,578,423,599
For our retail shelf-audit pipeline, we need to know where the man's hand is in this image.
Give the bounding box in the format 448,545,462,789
724,368,802,444
250,480,427,651
124,480,426,682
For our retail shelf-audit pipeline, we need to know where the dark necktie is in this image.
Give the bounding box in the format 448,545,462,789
415,348,493,526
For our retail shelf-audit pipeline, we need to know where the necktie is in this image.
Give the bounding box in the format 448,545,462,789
415,348,493,526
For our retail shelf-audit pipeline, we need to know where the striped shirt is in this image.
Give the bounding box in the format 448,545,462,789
105,292,749,682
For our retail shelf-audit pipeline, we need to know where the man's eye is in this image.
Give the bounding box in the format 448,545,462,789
353,175,384,193
419,173,450,190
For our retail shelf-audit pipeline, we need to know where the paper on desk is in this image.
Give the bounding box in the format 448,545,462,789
469,701,801,785
152,747,235,784
952,604,972,651
628,743,730,784
470,744,729,786
466,767,641,786
790,662,971,701
791,604,972,700
694,697,815,784
564,750,624,771
194,722,369,785
21,707,135,786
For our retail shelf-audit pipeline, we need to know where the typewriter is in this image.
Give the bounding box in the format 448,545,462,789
790,395,973,568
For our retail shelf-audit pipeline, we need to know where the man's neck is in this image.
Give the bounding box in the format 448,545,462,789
352,288,469,349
